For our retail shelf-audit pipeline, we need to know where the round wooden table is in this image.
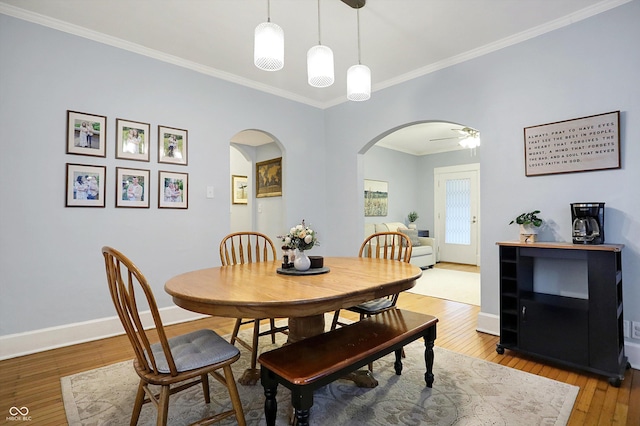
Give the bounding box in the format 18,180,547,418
165,257,422,385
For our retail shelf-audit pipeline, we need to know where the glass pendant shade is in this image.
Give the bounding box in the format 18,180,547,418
307,45,334,87
347,64,371,101
254,22,284,71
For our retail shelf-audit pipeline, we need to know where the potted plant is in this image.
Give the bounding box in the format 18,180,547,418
510,210,543,242
407,211,419,229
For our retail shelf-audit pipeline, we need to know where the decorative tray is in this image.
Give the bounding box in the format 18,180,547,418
276,267,330,276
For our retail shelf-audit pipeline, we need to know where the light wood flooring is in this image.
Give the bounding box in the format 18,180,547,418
0,262,637,425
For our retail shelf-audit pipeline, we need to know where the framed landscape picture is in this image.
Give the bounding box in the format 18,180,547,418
256,157,282,198
158,171,188,209
66,110,107,157
115,118,150,162
232,175,248,204
65,163,106,207
116,167,150,208
364,179,388,216
158,126,188,165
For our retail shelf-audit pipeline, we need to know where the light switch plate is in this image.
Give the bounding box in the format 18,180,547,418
206,186,214,198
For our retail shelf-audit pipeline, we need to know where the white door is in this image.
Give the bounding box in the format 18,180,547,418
434,164,480,265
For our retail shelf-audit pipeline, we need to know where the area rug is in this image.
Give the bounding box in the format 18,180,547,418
61,327,577,425
408,268,480,306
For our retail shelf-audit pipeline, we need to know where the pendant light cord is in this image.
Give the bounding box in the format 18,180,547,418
357,8,361,64
317,0,322,45
267,0,271,22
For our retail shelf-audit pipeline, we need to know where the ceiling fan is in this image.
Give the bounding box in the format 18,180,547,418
429,127,480,142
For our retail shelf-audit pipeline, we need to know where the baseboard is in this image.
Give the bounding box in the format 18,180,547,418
476,311,499,336
0,306,206,361
625,341,640,370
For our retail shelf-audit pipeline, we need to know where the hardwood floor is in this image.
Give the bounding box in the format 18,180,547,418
0,262,637,425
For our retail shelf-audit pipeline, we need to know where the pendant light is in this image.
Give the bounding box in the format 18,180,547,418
254,0,284,71
347,7,370,101
307,0,334,87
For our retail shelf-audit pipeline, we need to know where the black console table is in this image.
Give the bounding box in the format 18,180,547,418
496,241,629,386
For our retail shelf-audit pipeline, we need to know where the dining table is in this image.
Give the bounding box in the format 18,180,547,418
165,256,422,386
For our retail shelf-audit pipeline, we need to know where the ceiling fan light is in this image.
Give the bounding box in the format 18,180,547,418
347,64,371,101
254,22,284,71
459,136,480,148
307,45,334,87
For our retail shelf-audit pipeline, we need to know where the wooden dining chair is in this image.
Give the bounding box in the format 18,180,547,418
219,232,288,379
102,246,246,426
330,232,413,369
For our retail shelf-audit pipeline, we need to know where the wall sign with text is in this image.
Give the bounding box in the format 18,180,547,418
524,111,620,177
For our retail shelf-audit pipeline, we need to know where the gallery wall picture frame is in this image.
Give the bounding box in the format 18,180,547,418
66,110,107,157
364,179,388,217
65,163,106,207
115,118,150,162
116,167,150,208
524,111,621,177
256,157,282,198
158,126,188,165
232,175,248,204
158,170,188,209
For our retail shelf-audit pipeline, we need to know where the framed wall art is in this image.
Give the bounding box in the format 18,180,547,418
158,126,188,165
232,175,248,204
364,179,388,216
116,167,150,208
256,157,282,198
65,163,106,207
66,110,107,157
524,111,620,177
115,118,150,162
158,171,188,209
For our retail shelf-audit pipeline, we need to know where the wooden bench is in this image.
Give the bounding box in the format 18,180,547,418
258,309,438,426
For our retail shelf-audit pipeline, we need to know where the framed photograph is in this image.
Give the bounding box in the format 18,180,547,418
65,163,106,207
66,110,107,157
256,157,282,198
116,167,150,208
232,175,248,204
364,179,388,216
159,171,188,209
524,111,620,177
116,119,150,161
158,126,188,165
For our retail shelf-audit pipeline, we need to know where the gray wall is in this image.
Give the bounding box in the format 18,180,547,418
0,14,327,335
323,1,639,348
1,2,639,360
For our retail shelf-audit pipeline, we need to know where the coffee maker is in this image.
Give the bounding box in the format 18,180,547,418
571,203,605,244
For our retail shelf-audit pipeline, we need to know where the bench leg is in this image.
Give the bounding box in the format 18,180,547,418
394,348,403,375
261,368,278,426
295,409,310,426
291,388,314,426
424,336,435,388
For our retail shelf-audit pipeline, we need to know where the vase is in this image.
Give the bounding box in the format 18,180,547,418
293,249,311,271
519,224,538,243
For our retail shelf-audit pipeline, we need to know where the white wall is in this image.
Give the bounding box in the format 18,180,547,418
0,14,326,339
323,1,640,361
1,2,639,364
230,145,252,232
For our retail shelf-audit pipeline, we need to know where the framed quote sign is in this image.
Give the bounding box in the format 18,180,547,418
524,111,620,177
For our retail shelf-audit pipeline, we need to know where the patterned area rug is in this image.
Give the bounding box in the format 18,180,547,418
408,268,481,306
61,326,577,425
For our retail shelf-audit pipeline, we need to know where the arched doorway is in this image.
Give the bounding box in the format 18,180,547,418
229,130,284,243
362,120,481,266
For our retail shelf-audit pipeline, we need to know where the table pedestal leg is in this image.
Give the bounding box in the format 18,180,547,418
287,314,325,343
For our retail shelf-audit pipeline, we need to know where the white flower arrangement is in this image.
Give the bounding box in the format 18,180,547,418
279,220,318,251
